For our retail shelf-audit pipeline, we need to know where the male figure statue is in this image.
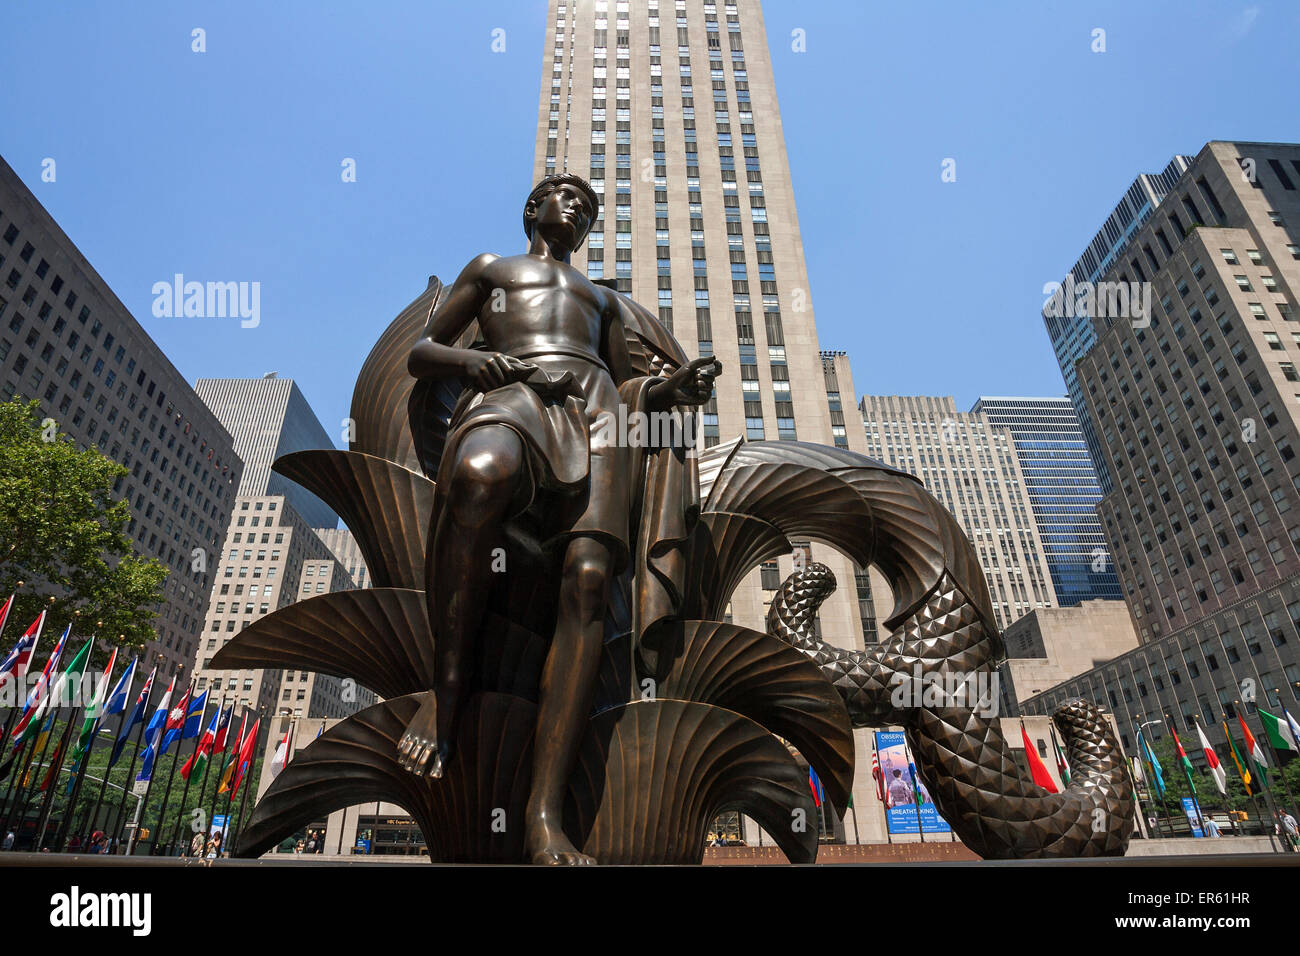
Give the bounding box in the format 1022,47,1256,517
402,174,720,864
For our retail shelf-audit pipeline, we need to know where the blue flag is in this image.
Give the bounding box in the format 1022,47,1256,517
161,689,207,754
108,667,155,769
103,656,138,716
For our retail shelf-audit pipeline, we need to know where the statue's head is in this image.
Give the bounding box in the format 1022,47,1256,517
523,173,600,253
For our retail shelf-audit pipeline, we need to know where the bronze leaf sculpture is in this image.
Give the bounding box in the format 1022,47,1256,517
211,173,1132,863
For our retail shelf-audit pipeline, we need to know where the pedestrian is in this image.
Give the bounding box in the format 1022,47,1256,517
1282,812,1299,849
189,832,205,858
1204,817,1221,838
206,831,223,860
2,830,14,852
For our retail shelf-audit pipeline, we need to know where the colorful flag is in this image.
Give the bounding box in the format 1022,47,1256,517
1050,727,1071,785
181,703,222,781
1138,728,1165,798
108,666,155,768
69,647,119,765
229,717,261,799
211,706,234,754
137,674,177,782
161,687,206,754
1194,721,1226,794
870,746,885,803
0,593,12,641
217,713,248,794
0,608,43,693
1224,721,1253,796
18,636,94,746
1259,708,1298,753
103,656,138,717
1021,723,1059,793
1283,706,1300,753
9,619,64,741
906,761,924,809
1237,713,1269,786
1169,724,1195,774
270,724,293,778
807,765,823,808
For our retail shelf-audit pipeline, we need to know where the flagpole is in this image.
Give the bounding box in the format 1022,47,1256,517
1225,718,1271,843
58,647,121,851
1166,713,1207,838
1145,719,1180,838
0,717,44,840
1234,702,1285,853
212,709,248,855
208,709,238,854
150,678,193,855
871,735,892,845
1247,699,1297,852
900,729,925,843
80,661,138,846
8,705,65,846
126,667,176,856
229,705,267,857
108,697,151,853
164,693,208,854
1262,691,1300,827
187,695,224,856
34,711,77,850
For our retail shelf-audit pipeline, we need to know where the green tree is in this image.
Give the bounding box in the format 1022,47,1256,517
0,398,167,659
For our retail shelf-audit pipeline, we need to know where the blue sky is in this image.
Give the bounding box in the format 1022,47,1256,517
2,0,1298,443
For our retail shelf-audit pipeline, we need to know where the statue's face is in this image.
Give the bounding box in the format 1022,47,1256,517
530,182,594,251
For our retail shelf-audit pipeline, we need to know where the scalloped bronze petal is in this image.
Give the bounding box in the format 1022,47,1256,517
233,692,535,863
349,277,446,472
208,588,433,701
272,449,434,591
594,623,853,810
682,511,790,621
566,699,819,864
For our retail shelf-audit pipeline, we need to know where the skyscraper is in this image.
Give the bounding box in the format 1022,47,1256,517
0,154,242,676
533,0,873,836
194,376,339,528
1043,155,1193,493
972,396,1121,606
532,0,868,646
860,395,1057,632
1021,141,1300,769
192,377,372,717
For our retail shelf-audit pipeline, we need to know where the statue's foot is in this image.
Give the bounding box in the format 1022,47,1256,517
397,692,447,777
526,822,595,865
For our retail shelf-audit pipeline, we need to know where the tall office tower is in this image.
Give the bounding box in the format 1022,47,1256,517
534,0,873,838
860,395,1058,632
1043,156,1194,493
0,155,241,675
972,396,1121,606
1021,142,1300,764
192,378,373,716
193,376,339,528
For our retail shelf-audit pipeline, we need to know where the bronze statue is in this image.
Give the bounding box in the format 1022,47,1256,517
210,172,1133,863
399,174,720,863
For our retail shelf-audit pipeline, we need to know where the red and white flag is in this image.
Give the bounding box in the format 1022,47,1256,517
270,723,293,777
1195,721,1227,794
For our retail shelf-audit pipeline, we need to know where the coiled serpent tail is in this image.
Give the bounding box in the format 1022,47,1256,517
766,562,1133,858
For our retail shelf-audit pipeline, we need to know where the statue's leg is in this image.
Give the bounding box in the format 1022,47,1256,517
525,534,611,865
399,424,524,777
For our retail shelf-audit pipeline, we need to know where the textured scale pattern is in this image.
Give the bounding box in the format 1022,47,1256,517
766,561,1133,858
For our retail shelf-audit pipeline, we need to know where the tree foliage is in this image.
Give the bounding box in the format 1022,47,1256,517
0,398,167,658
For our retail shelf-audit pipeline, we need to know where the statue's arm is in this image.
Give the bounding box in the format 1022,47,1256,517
407,253,498,380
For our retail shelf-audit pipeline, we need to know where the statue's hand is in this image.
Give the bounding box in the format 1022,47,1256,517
469,352,539,391
649,356,722,408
